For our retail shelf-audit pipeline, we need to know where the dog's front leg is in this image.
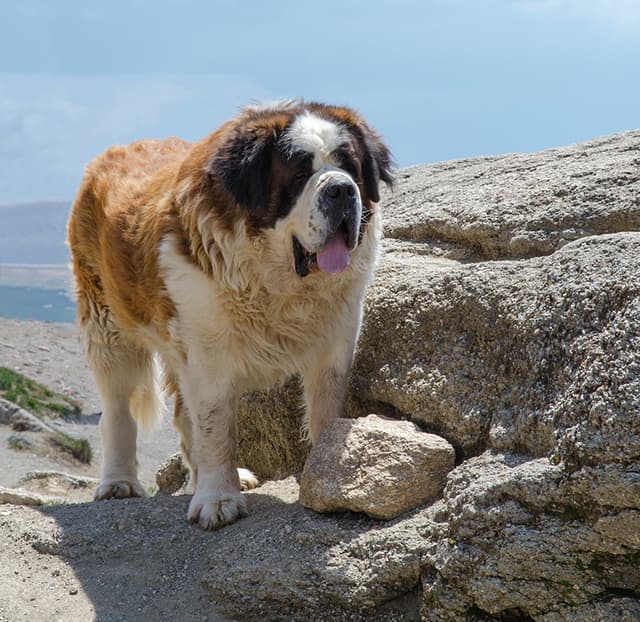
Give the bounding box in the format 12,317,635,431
303,335,358,444
180,375,246,530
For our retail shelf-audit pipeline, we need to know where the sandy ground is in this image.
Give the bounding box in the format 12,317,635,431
0,318,180,491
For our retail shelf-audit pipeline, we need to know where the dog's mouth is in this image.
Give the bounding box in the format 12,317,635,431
293,236,317,277
293,220,355,278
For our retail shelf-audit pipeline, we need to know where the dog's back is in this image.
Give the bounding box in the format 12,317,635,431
68,138,190,329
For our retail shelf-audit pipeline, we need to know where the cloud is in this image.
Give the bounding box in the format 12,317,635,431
516,0,640,36
0,73,270,203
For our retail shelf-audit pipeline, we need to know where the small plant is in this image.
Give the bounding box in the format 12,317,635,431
50,432,93,464
8,434,34,451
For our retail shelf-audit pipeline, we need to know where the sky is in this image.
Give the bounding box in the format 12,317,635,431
1,0,639,204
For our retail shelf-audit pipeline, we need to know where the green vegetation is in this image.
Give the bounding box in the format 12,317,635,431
7,434,34,451
1,366,92,464
50,431,93,464
0,367,81,418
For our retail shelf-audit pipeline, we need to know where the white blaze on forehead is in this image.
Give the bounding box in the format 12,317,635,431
285,112,346,169
243,99,297,113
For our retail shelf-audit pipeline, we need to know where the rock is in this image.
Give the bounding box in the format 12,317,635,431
381,130,640,261
300,415,455,519
19,471,98,493
155,452,189,494
420,452,640,621
202,478,427,620
349,233,640,465
7,434,35,450
0,485,62,506
0,398,49,432
237,376,309,481
540,598,640,622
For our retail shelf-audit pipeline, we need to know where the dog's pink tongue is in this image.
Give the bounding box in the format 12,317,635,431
316,233,350,274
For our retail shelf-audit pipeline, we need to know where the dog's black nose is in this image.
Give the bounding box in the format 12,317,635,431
323,180,357,204
321,180,358,227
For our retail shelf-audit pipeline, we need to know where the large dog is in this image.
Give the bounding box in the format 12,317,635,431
67,101,393,529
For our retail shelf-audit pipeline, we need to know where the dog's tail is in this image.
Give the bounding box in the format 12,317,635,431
129,355,166,433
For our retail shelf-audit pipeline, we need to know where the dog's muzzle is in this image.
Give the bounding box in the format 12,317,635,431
293,174,362,277
319,179,360,251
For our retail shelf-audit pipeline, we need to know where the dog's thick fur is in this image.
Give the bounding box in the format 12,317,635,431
67,101,392,529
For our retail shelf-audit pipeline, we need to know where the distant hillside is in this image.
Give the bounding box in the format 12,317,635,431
0,201,71,264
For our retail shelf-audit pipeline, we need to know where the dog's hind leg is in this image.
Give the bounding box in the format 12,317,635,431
171,385,196,488
83,308,160,500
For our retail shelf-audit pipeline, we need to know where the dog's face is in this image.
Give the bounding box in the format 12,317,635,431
209,102,393,277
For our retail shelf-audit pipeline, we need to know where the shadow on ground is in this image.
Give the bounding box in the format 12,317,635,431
34,486,299,622
32,478,425,621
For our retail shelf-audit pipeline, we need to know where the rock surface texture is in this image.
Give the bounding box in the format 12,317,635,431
1,130,640,621
300,414,455,519
239,130,640,620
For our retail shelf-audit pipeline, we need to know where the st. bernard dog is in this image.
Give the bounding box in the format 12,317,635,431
67,101,393,529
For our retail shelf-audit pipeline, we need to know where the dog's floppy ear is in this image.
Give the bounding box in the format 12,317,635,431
360,127,394,204
209,127,274,213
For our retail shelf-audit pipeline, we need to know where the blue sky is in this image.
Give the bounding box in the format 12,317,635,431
1,0,639,204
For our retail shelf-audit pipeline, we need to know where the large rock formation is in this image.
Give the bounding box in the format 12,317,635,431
235,130,640,619
2,130,640,621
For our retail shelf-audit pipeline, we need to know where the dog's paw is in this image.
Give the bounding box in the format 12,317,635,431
237,468,259,491
94,479,147,500
187,490,247,530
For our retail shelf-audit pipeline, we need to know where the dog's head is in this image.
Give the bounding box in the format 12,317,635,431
208,101,393,277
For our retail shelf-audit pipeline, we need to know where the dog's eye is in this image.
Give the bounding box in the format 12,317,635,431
294,171,308,181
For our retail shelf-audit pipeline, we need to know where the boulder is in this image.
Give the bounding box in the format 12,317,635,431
350,233,640,466
420,452,640,620
237,376,308,480
300,414,455,519
381,130,640,261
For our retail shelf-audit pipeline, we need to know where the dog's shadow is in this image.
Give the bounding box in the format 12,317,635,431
33,479,392,621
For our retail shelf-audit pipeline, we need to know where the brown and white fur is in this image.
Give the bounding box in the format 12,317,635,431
67,101,393,529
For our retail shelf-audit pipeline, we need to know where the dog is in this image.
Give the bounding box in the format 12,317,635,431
67,101,393,529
